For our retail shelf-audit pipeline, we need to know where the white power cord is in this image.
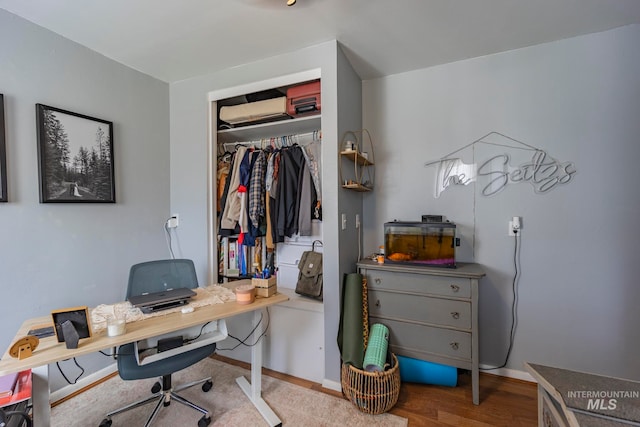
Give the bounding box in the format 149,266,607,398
164,219,176,259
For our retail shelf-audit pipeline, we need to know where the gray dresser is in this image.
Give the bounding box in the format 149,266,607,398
357,259,485,404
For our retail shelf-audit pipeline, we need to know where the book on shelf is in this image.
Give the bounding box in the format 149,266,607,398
238,242,246,276
229,240,237,271
0,370,32,407
0,372,18,398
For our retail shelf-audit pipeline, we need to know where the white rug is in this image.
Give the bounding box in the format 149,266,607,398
51,357,408,426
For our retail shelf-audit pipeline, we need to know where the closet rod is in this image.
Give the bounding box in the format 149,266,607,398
221,130,321,151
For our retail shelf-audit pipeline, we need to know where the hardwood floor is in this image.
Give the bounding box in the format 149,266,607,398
212,355,539,426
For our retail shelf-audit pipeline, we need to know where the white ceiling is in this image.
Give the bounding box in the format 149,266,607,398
2,0,640,83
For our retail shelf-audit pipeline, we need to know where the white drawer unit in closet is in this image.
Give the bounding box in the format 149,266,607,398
357,259,485,405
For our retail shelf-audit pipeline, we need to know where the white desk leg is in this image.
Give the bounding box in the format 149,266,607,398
235,308,282,427
32,364,51,426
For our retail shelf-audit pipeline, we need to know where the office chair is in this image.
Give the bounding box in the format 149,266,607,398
0,407,32,427
100,259,215,427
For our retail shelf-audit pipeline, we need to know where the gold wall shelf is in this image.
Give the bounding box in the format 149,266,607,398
339,129,375,192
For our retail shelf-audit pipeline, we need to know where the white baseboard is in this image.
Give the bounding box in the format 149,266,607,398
479,364,535,383
320,367,534,394
50,363,118,404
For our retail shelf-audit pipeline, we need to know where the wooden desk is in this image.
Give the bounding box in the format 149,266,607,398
0,292,289,426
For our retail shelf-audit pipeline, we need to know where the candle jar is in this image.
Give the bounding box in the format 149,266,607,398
107,313,127,337
235,284,256,305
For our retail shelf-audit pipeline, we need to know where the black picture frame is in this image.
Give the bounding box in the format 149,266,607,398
0,94,7,203
51,306,92,343
36,104,115,203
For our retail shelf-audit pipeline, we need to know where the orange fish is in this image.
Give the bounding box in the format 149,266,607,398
388,252,412,261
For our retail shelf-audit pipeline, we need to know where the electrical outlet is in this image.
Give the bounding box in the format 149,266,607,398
508,216,521,236
341,213,347,230
167,214,179,228
512,216,521,230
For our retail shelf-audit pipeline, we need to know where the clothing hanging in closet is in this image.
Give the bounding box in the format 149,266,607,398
217,143,319,247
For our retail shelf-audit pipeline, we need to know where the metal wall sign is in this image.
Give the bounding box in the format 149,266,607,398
425,132,577,198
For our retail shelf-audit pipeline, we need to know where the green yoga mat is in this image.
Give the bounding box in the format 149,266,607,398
337,273,365,369
364,323,389,372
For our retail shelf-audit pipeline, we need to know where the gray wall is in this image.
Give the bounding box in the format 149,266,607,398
362,24,640,380
0,10,170,390
333,45,364,383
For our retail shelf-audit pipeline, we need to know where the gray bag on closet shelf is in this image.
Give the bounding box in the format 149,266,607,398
296,240,323,300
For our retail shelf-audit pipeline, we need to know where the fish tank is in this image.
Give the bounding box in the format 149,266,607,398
384,221,458,268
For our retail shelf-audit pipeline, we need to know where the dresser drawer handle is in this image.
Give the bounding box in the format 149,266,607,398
375,278,381,285
375,299,380,307
451,312,460,319
450,284,460,292
450,342,459,350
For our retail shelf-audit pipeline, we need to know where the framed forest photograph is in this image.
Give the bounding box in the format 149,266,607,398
0,94,7,202
36,104,115,203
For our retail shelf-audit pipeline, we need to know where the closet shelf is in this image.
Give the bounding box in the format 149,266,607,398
217,114,320,144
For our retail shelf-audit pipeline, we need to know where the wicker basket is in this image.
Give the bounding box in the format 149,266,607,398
341,353,401,414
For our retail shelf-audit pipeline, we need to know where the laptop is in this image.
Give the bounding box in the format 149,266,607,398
128,288,196,313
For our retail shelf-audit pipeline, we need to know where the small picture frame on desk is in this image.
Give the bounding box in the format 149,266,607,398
51,306,92,348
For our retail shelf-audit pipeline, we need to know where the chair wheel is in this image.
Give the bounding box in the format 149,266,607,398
198,415,211,427
151,382,162,393
202,380,213,392
99,418,112,427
